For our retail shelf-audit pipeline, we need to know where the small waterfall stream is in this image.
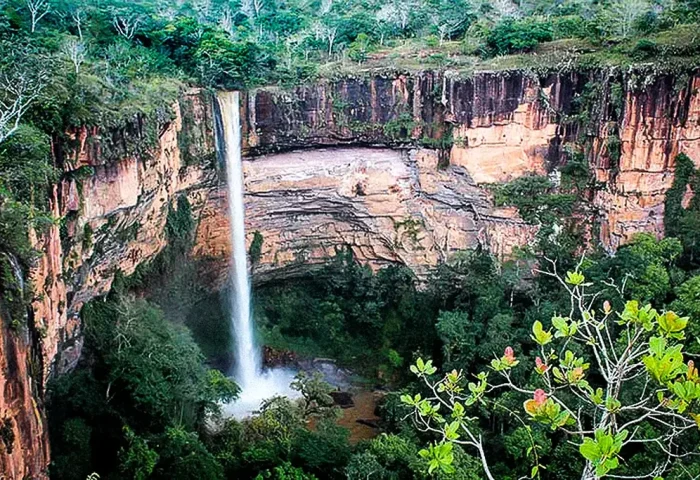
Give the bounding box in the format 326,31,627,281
6,254,24,292
216,91,297,417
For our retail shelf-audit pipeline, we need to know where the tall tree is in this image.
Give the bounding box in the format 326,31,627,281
25,0,51,33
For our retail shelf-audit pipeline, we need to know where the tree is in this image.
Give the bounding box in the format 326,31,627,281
253,0,265,18
347,32,373,63
0,124,56,205
69,4,86,41
489,0,521,19
55,0,88,40
49,294,239,478
436,310,472,366
25,0,51,33
404,262,700,480
61,37,86,74
428,0,472,45
599,0,651,39
608,234,683,305
118,426,159,480
376,0,415,36
112,9,142,40
283,31,310,69
83,295,239,429
320,0,333,15
254,463,318,480
486,18,553,54
314,19,339,56
0,45,47,145
291,371,336,419
670,276,700,353
240,0,255,19
151,427,225,480
219,6,235,37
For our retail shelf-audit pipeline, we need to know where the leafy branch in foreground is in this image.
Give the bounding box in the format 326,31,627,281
404,260,700,480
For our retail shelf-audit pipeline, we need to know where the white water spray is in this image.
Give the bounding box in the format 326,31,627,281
216,92,297,417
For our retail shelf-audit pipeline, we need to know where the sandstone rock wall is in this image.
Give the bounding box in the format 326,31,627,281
0,90,218,478
592,74,700,250
193,147,536,285
241,70,700,250
0,306,49,480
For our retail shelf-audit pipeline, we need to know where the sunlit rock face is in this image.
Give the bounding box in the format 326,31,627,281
0,307,50,480
5,70,700,477
193,147,536,285
592,75,700,250
241,71,700,252
0,91,217,478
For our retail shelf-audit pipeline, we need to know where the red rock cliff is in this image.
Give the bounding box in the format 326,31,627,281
0,90,217,478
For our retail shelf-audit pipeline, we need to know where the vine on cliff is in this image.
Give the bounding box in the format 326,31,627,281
664,153,700,266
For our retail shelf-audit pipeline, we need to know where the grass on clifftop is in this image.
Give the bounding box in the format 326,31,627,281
317,23,700,79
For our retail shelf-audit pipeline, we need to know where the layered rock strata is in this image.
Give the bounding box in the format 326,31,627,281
193,147,536,284
0,91,217,478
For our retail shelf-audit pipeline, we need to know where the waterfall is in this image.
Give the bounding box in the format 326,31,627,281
215,91,297,417
6,253,24,292
217,91,260,389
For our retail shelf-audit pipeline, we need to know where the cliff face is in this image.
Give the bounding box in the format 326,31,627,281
592,74,700,250
193,147,536,285
241,70,700,252
0,306,49,480
3,69,700,477
0,91,218,478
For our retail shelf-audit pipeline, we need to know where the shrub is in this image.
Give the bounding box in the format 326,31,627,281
347,33,374,63
486,19,553,55
551,15,591,40
632,38,658,59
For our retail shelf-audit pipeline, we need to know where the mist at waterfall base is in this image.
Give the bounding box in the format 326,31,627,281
216,91,299,418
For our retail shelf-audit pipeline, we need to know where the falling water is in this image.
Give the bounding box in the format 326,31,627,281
5,253,24,292
216,92,297,417
218,91,260,389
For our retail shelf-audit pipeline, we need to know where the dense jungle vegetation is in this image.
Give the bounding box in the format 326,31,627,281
50,200,700,480
0,0,699,479
47,158,700,479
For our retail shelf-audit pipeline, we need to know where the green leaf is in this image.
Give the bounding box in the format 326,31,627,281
453,402,465,419
532,321,553,346
579,438,600,461
444,421,461,440
565,271,585,286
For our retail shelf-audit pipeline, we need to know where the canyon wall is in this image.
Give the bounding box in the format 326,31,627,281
193,147,536,285
2,68,700,477
0,90,218,478
241,71,700,252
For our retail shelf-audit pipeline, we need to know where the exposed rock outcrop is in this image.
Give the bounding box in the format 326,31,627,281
0,307,49,480
193,147,535,285
592,74,700,250
0,91,217,478
241,70,700,251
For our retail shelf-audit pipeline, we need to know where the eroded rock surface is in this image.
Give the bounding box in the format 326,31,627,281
0,91,217,478
193,147,535,284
